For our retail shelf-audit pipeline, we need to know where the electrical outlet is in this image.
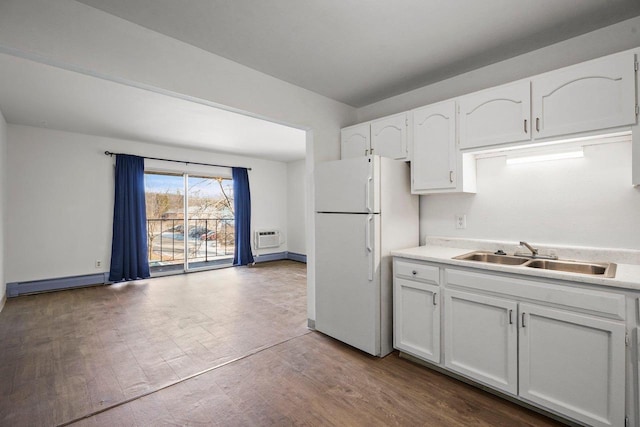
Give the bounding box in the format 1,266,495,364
455,214,467,229
95,260,102,268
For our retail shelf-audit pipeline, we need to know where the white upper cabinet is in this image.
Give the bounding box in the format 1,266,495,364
411,100,457,192
341,114,409,160
458,50,638,150
342,48,639,186
371,112,409,160
458,81,531,149
532,51,637,139
341,123,371,159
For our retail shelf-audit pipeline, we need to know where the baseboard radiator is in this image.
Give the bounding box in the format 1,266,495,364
6,252,306,297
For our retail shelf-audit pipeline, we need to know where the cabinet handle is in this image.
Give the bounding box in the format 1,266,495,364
524,119,527,133
365,148,369,156
432,293,437,306
449,171,454,183
508,309,513,325
412,270,417,276
521,312,526,327
535,118,540,132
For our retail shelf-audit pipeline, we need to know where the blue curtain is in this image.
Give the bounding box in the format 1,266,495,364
232,167,254,266
109,154,150,281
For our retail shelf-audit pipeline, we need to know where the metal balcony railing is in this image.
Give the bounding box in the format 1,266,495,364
147,218,235,267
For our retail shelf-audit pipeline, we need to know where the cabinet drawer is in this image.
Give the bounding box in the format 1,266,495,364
395,260,439,284
446,268,626,321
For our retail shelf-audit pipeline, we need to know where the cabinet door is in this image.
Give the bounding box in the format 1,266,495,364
341,123,370,159
519,303,625,427
459,81,531,149
411,101,457,192
394,278,440,363
532,51,637,139
371,112,408,160
443,289,518,394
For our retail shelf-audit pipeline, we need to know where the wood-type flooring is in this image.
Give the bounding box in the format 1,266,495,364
0,260,564,426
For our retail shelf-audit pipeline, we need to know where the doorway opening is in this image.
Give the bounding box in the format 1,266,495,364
144,172,235,274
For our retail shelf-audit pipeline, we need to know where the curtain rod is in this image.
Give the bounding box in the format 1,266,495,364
104,151,252,170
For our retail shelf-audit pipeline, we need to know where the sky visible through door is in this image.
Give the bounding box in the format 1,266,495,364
144,172,235,273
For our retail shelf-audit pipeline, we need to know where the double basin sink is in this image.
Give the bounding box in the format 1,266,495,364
453,251,616,278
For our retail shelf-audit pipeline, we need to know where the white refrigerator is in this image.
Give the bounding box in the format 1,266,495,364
315,155,419,356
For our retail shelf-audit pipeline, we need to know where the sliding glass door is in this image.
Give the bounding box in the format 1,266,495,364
145,172,185,273
185,174,235,271
144,172,235,274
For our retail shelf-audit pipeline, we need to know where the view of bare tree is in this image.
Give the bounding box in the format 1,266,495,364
144,173,235,268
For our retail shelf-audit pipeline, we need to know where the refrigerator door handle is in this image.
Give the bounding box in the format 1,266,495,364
365,176,372,213
366,215,373,281
365,215,373,253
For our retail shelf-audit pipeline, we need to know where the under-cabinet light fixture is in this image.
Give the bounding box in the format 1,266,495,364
506,147,584,165
473,130,630,163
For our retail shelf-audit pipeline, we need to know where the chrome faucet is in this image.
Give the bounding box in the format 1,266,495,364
517,241,558,260
519,241,538,257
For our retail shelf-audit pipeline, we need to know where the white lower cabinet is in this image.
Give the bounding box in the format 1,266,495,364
443,289,517,394
518,303,626,427
394,258,630,427
443,290,626,427
393,259,440,363
394,278,440,363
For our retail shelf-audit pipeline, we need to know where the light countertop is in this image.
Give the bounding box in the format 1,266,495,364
391,244,640,291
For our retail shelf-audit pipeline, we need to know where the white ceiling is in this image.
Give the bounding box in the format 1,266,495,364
3,1,640,163
0,53,306,162
75,0,640,107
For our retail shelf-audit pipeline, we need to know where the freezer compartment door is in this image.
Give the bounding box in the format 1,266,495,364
315,156,379,214
315,213,381,356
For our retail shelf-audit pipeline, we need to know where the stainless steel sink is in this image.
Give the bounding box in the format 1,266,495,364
453,251,616,278
453,252,529,265
524,259,616,278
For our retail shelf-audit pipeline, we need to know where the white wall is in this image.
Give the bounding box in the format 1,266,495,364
352,16,640,253
286,160,306,255
356,16,640,123
6,125,291,283
0,110,6,309
0,0,357,320
422,141,640,250
0,0,354,161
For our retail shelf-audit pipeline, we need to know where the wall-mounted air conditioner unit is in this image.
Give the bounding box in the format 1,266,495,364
255,230,280,249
